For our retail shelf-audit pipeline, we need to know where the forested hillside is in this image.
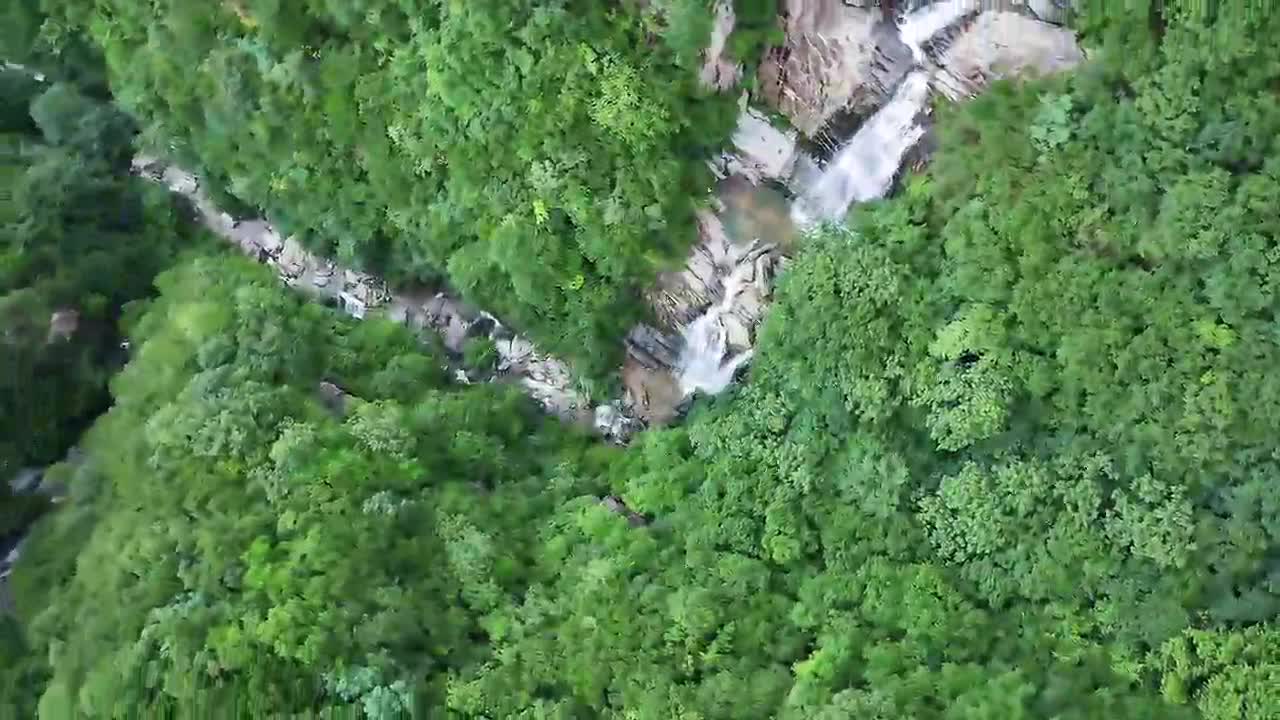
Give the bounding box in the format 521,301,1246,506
4,1,1280,719
54,0,738,378
2,257,610,717
0,56,209,550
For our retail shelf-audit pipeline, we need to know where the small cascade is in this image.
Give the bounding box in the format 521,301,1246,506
897,0,981,63
676,252,761,396
790,70,932,227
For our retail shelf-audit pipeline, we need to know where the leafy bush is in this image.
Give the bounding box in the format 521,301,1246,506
461,336,497,374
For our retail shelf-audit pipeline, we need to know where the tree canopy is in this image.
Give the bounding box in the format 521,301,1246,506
65,0,737,380
5,3,1280,719
0,60,207,544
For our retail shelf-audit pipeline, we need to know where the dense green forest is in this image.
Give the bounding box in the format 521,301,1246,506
4,1,1280,718
0,53,208,544
48,0,739,379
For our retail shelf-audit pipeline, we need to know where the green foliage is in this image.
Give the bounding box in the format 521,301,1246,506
6,256,595,715
80,0,737,381
8,4,1280,718
0,71,202,480
0,1,110,97
728,0,783,65
461,336,497,374
445,5,1280,716
1028,92,1073,155
648,0,717,67
1155,625,1280,719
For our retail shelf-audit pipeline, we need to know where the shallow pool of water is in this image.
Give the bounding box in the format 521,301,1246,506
717,176,798,251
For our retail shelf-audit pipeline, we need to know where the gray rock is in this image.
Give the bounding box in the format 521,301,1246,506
47,309,79,342
722,105,798,183
621,360,684,426
318,381,352,416
933,11,1084,100
1028,0,1071,25
8,468,42,495
699,0,744,91
759,0,913,137
600,495,649,527
625,324,682,371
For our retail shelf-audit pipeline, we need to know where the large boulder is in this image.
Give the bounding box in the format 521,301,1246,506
620,357,684,426
711,104,799,184
700,0,744,91
758,0,912,138
933,11,1085,100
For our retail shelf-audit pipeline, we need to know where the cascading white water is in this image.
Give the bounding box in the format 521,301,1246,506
897,0,980,63
677,4,979,396
790,70,932,228
676,256,758,396
788,0,988,230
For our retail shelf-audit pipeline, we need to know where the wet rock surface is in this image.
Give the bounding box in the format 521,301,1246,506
759,1,914,138
711,104,799,185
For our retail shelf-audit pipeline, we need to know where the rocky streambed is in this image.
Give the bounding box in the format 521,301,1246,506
135,1,1083,442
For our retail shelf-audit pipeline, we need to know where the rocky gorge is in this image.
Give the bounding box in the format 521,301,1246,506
133,0,1084,442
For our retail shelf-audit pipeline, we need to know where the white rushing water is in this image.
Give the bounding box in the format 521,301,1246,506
677,3,980,394
897,0,980,63
791,70,932,228
676,254,759,396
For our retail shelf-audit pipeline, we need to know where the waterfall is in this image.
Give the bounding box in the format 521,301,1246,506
897,0,980,63
676,255,759,396
676,4,970,396
791,70,932,228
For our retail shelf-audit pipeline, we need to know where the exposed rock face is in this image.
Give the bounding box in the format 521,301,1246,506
600,495,649,527
47,309,79,343
757,1,1082,136
641,198,783,399
317,381,353,417
932,11,1085,100
646,207,780,342
711,104,798,185
8,468,42,495
1028,0,1072,25
621,356,685,425
625,323,682,372
700,0,744,91
759,0,913,138
648,210,739,331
